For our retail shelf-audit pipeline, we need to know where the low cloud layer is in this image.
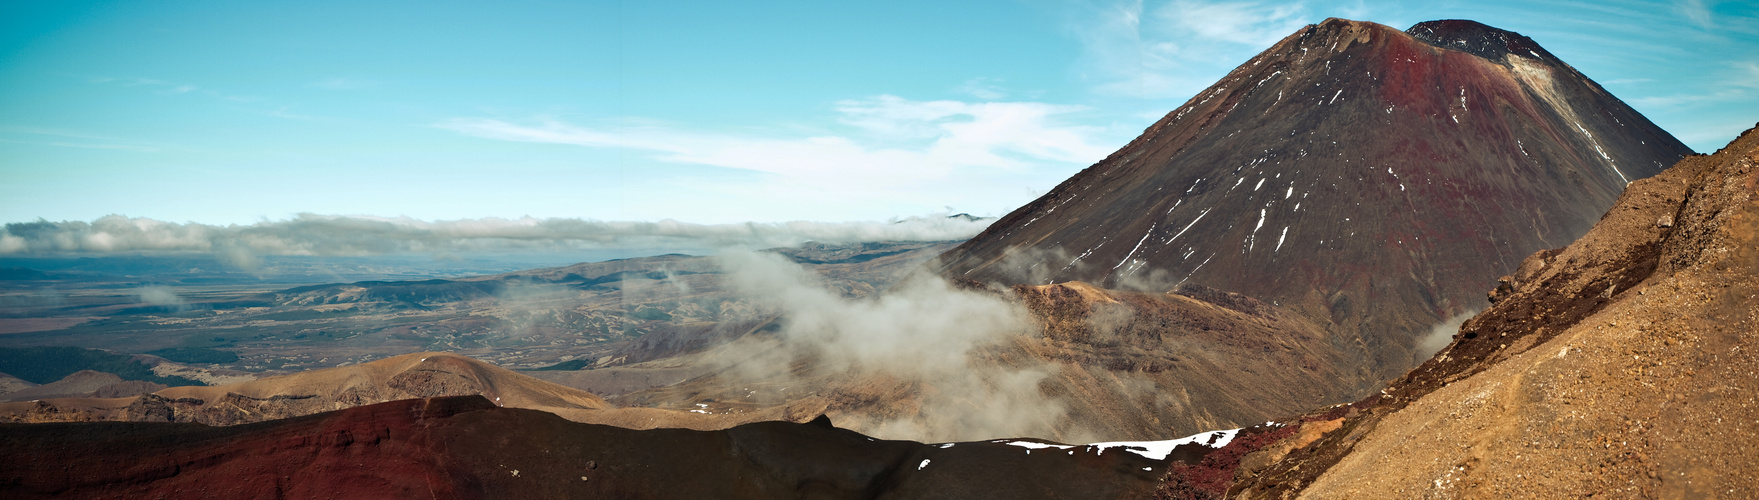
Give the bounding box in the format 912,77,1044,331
0,214,991,263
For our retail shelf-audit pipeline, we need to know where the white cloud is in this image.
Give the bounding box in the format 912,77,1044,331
0,126,168,153
1736,60,1759,88
1162,0,1312,46
436,94,1114,191
955,77,1009,100
311,77,379,90
92,76,268,105
1069,0,1319,99
1676,0,1714,30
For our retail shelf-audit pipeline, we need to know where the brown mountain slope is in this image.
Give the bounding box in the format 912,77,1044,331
935,18,1692,386
1191,123,1759,498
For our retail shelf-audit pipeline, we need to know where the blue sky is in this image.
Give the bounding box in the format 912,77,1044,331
3,0,1756,228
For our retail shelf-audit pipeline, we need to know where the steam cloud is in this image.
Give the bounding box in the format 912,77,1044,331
0,214,991,264
715,251,1066,442
1415,309,1480,362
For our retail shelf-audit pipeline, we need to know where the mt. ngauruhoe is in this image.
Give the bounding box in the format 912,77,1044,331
937,18,1693,384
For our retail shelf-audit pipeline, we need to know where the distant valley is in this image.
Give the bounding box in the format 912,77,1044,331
0,241,954,378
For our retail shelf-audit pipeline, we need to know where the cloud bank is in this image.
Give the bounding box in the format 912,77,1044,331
0,213,992,262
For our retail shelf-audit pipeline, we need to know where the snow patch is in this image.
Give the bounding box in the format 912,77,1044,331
1165,208,1212,245
994,440,1072,451
1114,223,1157,270
1247,209,1266,251
1087,428,1245,460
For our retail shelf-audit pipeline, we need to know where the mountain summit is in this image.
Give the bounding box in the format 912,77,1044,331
1405,19,1563,63
936,18,1693,381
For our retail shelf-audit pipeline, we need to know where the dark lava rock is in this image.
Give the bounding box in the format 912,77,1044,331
1,396,1170,499
1405,19,1558,63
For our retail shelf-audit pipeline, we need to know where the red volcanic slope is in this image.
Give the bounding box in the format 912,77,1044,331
0,396,1169,499
936,19,1692,380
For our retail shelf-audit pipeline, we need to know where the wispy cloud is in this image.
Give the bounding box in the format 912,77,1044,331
1630,89,1748,107
266,106,323,121
90,76,294,116
437,95,1114,190
38,141,161,152
1735,60,1759,88
0,126,167,152
116,77,209,96
1676,0,1714,30
0,213,993,263
955,77,1009,100
310,77,379,90
1630,60,1759,107
1068,0,1317,99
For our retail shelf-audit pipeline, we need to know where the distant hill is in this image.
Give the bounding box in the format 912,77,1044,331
0,352,610,425
0,346,200,387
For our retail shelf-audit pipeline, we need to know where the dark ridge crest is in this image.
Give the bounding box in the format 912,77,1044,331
1406,19,1557,63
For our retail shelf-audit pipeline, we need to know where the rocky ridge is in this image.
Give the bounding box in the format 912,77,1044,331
1150,123,1759,498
